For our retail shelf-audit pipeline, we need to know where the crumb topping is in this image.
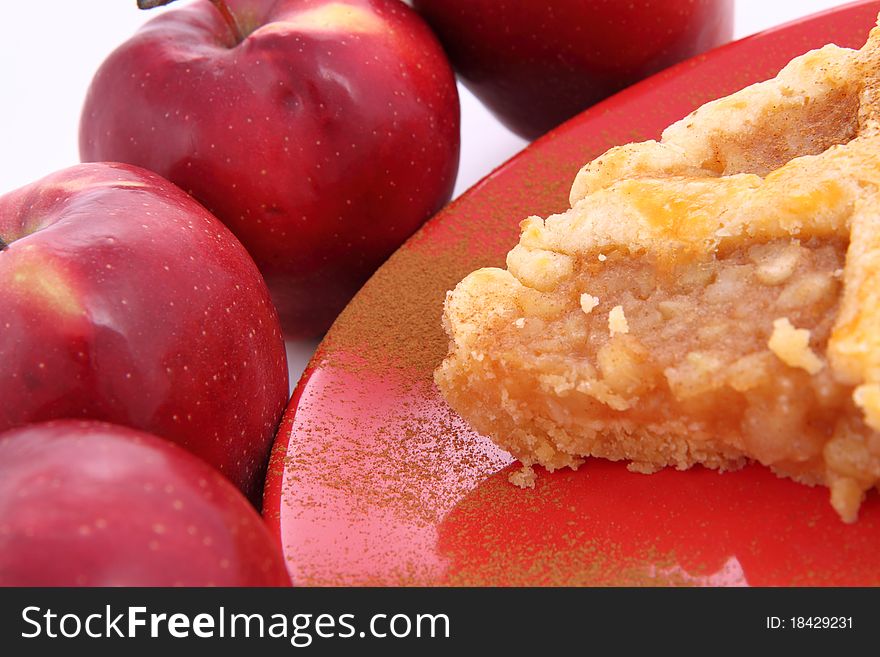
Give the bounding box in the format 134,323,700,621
508,465,537,488
608,305,629,335
580,293,599,314
768,317,824,374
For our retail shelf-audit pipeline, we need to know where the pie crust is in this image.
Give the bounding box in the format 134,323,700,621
436,20,880,522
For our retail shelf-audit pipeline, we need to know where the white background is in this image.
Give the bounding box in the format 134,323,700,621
0,0,852,391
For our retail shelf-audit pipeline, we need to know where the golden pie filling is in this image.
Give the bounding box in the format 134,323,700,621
436,22,880,522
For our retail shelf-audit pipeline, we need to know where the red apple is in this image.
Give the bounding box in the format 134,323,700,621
0,421,290,586
0,163,287,504
412,0,734,140
80,0,460,337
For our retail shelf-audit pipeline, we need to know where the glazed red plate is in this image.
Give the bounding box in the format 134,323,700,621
265,1,880,586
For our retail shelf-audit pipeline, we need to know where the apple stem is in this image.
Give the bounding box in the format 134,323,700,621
136,0,245,44
136,0,177,8
210,1,246,43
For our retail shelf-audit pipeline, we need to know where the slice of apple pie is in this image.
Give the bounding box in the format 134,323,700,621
435,21,880,522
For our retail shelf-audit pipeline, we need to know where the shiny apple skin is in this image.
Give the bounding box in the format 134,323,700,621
80,0,461,337
0,421,290,586
0,163,288,504
412,0,733,140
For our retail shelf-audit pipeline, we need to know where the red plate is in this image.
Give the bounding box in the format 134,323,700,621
265,1,880,586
